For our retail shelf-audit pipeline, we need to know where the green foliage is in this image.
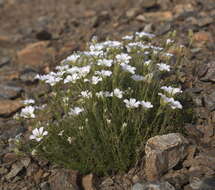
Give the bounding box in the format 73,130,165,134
18,32,194,175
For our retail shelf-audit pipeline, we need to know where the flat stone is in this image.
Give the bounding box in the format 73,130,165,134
20,68,38,84
82,174,96,190
193,31,213,42
40,182,51,190
0,56,10,68
201,62,215,82
17,41,54,68
49,169,79,190
132,181,175,190
144,11,173,21
203,91,215,111
0,100,23,117
190,176,215,190
0,84,22,99
20,157,31,168
145,133,189,181
126,8,140,18
6,162,24,180
197,17,214,27
140,0,157,8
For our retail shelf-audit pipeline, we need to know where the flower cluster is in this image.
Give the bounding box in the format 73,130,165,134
19,31,189,175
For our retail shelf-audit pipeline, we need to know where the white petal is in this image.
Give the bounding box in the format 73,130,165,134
29,135,35,140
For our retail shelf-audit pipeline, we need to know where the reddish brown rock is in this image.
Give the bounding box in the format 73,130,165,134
144,11,173,21
82,174,96,190
17,41,54,68
145,133,189,181
193,32,213,42
0,100,23,116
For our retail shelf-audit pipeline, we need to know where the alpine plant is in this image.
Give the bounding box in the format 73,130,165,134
17,31,192,175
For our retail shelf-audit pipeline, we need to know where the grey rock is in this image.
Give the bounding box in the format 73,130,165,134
6,162,24,180
20,157,31,168
155,23,171,35
190,177,215,190
36,30,52,41
132,181,175,190
0,167,8,175
203,91,215,111
145,133,189,181
0,56,10,68
201,62,215,82
0,120,25,141
140,0,157,8
49,169,79,190
40,182,51,190
0,84,22,100
0,0,5,7
20,68,38,84
198,17,214,27
132,183,144,190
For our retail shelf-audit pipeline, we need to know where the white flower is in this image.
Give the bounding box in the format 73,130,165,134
124,98,140,108
103,41,122,49
80,91,92,98
56,65,69,71
158,93,182,109
20,106,35,119
97,59,113,67
116,53,132,64
126,42,150,52
36,72,62,86
62,54,80,63
157,63,170,72
58,130,64,136
136,31,155,39
113,88,123,99
31,149,37,156
64,74,80,84
83,51,104,57
131,74,144,81
106,119,111,124
120,63,136,74
96,91,113,98
69,107,84,116
22,99,35,105
161,86,182,96
170,100,183,109
67,137,73,144
122,35,133,40
166,39,174,44
144,60,151,66
95,91,104,98
63,97,69,104
79,65,91,76
29,127,48,142
91,76,103,85
140,101,153,109
103,91,113,97
164,53,174,57
95,70,112,77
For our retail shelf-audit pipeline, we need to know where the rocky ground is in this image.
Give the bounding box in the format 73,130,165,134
0,0,215,189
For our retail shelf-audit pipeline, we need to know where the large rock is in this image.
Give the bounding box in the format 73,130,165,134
17,41,54,68
145,133,189,181
49,169,79,190
0,84,22,99
140,0,157,8
0,100,23,116
201,62,215,83
132,181,175,190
